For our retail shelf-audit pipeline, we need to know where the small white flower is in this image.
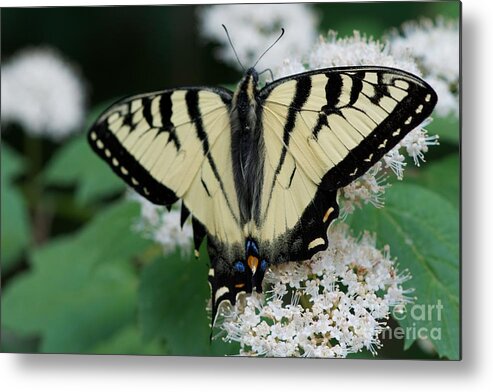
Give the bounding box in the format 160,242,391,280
383,147,407,179
217,223,412,358
274,58,306,80
198,4,318,71
130,192,193,256
339,162,389,217
400,124,440,166
388,17,459,117
1,47,86,140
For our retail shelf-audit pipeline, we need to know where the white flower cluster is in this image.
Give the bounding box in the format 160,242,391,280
293,30,420,75
198,4,318,71
218,223,412,358
1,47,86,140
388,18,459,118
338,162,389,218
130,193,193,256
275,31,439,215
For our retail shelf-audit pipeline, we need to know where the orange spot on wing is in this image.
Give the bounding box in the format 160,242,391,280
247,255,259,273
323,207,335,223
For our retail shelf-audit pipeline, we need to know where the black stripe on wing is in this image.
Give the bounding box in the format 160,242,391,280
141,92,181,150
89,116,179,206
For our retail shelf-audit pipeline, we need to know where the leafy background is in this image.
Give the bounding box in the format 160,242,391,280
1,2,460,358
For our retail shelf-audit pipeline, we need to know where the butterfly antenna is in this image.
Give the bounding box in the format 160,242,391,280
253,28,285,68
258,68,275,82
222,24,245,72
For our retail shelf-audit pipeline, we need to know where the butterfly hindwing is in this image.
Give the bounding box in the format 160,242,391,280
257,66,437,261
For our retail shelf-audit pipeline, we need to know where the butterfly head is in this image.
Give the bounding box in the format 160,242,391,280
246,67,259,84
233,68,260,116
238,68,259,99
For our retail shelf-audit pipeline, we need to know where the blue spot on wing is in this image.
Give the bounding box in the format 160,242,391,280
234,261,245,273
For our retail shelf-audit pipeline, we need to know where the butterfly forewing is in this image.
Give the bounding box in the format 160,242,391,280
88,87,244,249
257,66,437,261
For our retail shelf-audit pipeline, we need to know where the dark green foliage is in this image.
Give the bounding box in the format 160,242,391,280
138,249,238,356
1,146,30,271
43,134,125,205
2,202,152,353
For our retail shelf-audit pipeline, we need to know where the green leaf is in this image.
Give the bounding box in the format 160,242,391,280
1,144,25,180
139,251,212,355
347,183,459,359
28,200,152,269
138,247,240,357
88,325,167,355
428,115,459,145
410,155,460,208
1,145,30,270
0,329,40,353
1,185,30,271
43,135,125,205
1,200,152,353
3,255,138,353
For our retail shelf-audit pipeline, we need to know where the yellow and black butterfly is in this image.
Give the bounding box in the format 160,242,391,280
88,35,437,322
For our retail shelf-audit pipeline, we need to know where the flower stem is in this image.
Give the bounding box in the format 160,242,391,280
24,134,52,245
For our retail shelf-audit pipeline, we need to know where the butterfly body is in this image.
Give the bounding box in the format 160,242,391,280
230,68,264,226
88,65,437,322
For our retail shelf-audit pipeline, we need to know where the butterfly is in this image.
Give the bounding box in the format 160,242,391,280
88,59,437,323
